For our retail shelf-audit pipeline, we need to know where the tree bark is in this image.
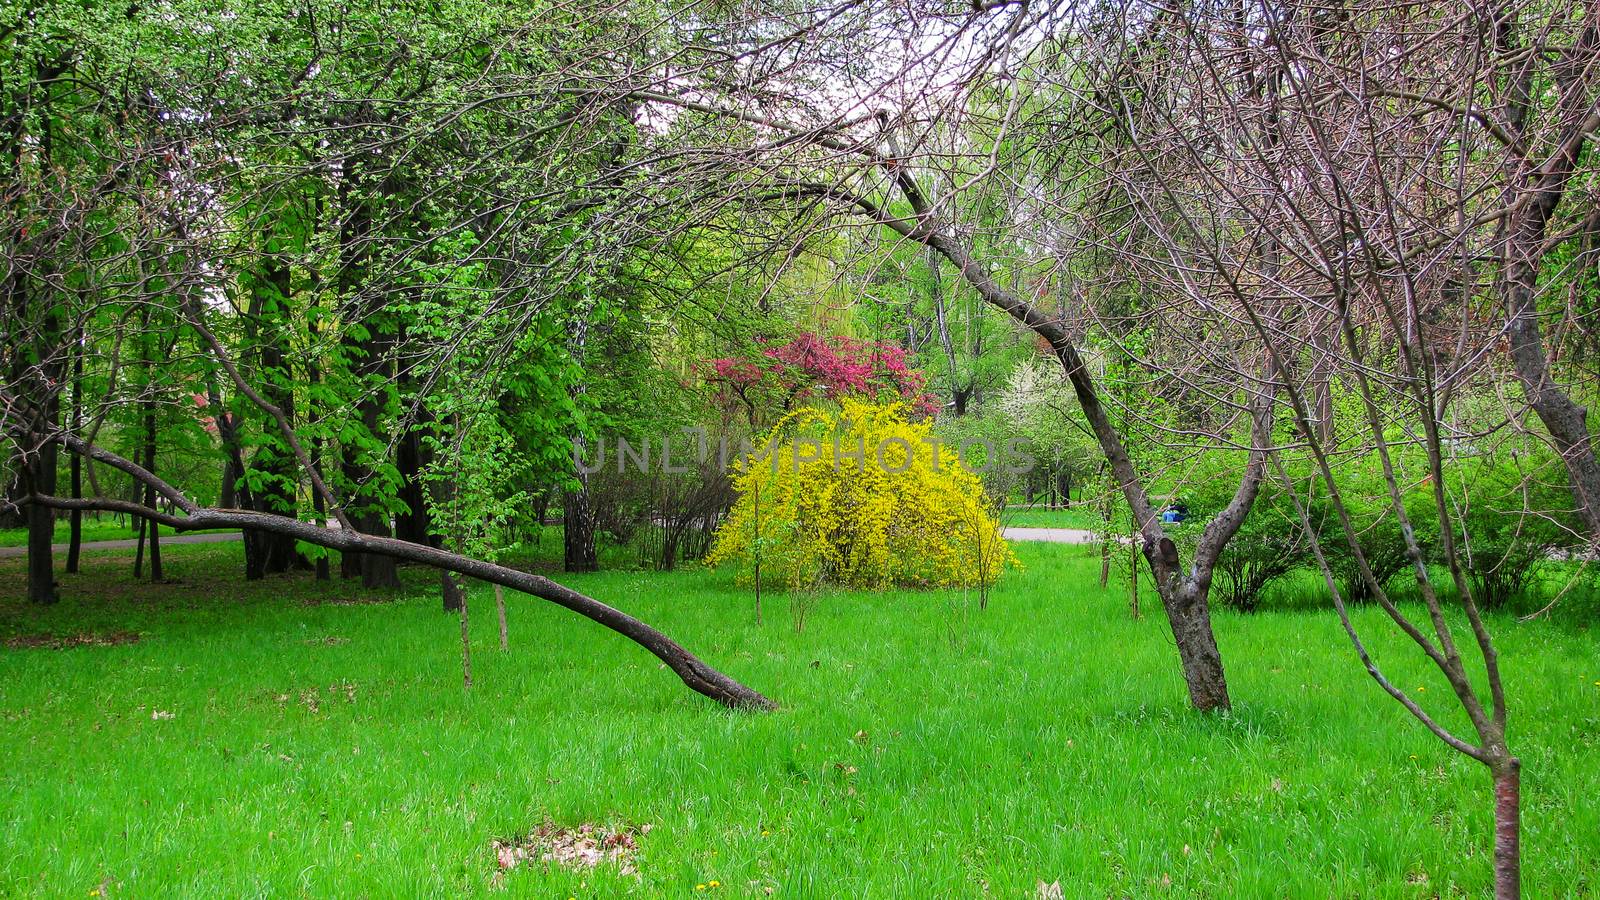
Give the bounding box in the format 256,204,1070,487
563,308,598,573
20,311,61,603
133,510,146,578
1496,10,1600,540
457,575,472,689
441,566,465,612
1162,579,1228,711
394,425,434,545
1492,759,1521,900
563,481,598,573
24,443,57,603
66,337,82,574
143,401,161,582
495,583,508,650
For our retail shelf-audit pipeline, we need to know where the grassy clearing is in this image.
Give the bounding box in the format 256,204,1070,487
0,516,143,548
1,539,1597,897
1001,506,1102,530
0,515,236,548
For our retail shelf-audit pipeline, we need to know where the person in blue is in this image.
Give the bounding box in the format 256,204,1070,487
1161,500,1189,524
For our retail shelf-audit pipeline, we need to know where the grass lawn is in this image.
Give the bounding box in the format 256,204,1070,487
2,538,1597,897
0,516,145,548
0,516,237,548
1002,506,1102,531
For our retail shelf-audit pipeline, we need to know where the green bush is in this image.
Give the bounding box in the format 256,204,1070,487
1307,485,1431,606
1447,456,1578,610
1173,467,1311,613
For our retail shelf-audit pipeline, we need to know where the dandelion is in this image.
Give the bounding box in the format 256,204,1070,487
1416,686,1426,692
696,885,707,892
710,881,721,888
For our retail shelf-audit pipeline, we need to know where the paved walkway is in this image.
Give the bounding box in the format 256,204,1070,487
1001,526,1101,544
0,531,242,560
4,526,1095,560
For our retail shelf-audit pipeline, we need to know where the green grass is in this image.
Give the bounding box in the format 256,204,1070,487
2,539,1597,897
0,515,236,548
0,516,143,547
1002,505,1102,530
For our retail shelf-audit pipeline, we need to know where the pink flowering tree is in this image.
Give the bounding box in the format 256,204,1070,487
704,333,939,427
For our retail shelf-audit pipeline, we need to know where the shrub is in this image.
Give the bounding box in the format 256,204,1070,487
1307,486,1425,605
706,400,1016,589
1189,482,1311,612
1449,456,1578,610
1164,459,1312,612
1212,514,1308,612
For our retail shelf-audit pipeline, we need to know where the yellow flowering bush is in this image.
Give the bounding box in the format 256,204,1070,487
706,399,1016,589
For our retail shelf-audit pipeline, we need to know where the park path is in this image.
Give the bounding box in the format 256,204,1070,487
1001,526,1100,544
0,531,242,560
2,526,1093,560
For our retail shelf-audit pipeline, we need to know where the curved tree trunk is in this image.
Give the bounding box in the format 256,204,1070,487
31,485,775,710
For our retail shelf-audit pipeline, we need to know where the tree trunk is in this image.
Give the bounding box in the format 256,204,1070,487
951,385,971,416
441,565,465,611
457,575,472,689
309,441,331,581
133,508,146,579
495,584,508,650
1493,760,1522,900
24,443,57,603
563,480,598,573
1127,515,1140,619
1504,231,1600,538
66,338,82,574
394,422,434,545
862,169,1263,714
359,516,401,589
144,405,162,582
220,457,238,509
564,305,598,573
334,156,399,589
21,317,61,603
1161,580,1229,711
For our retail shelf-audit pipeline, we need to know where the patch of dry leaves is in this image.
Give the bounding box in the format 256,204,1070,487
5,630,141,650
492,821,651,877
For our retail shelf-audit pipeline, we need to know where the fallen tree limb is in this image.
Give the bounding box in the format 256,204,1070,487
23,491,776,711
